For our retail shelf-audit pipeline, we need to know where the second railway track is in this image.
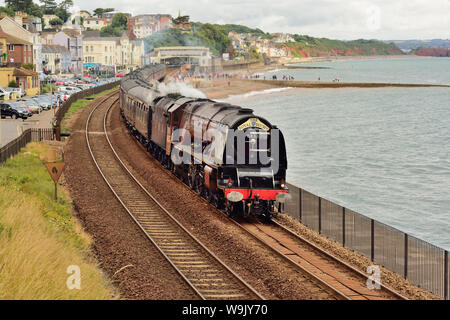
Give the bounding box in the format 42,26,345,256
85,92,263,300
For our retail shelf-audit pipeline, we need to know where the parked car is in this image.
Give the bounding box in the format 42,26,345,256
29,96,51,110
58,86,80,93
1,102,29,119
11,103,33,118
5,87,26,97
16,98,43,114
38,95,58,109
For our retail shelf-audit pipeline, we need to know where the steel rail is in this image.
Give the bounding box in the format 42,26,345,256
270,219,408,300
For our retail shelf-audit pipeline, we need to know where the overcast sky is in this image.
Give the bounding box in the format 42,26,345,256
5,0,450,40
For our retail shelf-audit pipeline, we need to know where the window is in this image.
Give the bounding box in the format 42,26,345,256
8,44,14,51
90,45,93,51
96,20,99,25
85,46,88,52
105,46,107,52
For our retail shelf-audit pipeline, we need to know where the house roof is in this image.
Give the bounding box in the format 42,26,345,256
42,44,70,53
83,37,120,43
82,30,101,38
61,29,81,38
0,26,32,45
13,67,38,77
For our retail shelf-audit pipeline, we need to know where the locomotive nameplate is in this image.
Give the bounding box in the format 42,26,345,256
238,118,269,131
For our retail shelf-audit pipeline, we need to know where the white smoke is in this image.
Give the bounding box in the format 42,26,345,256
156,81,206,99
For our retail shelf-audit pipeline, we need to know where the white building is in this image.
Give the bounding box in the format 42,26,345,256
83,18,105,30
150,46,211,67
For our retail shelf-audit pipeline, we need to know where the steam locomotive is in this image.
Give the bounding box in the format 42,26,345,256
119,65,288,219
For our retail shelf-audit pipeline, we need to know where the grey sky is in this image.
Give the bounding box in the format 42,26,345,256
5,0,450,40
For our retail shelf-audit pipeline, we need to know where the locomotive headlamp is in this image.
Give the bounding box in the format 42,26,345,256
280,179,285,188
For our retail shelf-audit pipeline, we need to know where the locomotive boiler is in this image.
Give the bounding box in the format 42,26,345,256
120,65,288,219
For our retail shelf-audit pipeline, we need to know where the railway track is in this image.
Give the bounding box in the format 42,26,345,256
85,92,263,300
238,219,408,300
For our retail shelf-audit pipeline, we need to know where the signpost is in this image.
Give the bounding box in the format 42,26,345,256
44,149,65,200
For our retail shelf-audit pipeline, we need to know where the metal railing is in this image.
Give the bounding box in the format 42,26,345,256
282,182,449,299
0,128,53,163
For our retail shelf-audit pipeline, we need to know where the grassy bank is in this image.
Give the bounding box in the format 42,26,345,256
61,87,117,132
0,143,115,299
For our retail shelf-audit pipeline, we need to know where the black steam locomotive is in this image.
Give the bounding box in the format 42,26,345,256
120,65,288,219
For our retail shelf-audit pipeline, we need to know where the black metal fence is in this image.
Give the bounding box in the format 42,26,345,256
283,182,449,299
0,128,53,163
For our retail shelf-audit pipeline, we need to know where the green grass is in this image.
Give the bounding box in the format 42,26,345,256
61,87,117,132
0,143,116,299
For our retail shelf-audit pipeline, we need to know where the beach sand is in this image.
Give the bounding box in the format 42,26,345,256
198,78,278,99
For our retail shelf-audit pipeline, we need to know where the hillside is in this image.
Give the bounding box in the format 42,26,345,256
282,36,403,57
412,47,450,57
144,23,403,58
385,39,450,51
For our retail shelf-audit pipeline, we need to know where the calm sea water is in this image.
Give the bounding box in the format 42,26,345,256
225,57,450,249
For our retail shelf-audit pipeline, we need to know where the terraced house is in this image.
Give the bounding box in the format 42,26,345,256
83,32,144,72
42,44,71,74
53,29,83,73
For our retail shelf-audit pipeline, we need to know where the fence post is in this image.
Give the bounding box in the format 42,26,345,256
342,207,346,247
299,188,302,222
445,250,448,300
404,233,408,279
371,219,375,262
318,197,322,234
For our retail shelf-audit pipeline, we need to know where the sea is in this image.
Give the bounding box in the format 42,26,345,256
224,57,450,250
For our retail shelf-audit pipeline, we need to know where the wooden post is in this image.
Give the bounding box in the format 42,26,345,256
318,197,322,234
299,188,302,222
404,233,408,279
342,207,346,247
444,250,448,300
371,219,375,262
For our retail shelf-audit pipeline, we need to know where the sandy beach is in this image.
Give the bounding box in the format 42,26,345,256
175,54,445,100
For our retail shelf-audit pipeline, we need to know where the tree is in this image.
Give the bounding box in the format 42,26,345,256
54,6,69,22
49,17,63,26
27,2,43,17
8,80,18,88
93,7,114,17
0,6,15,16
100,25,121,37
111,13,127,30
39,0,57,14
5,0,33,12
22,63,34,70
59,0,73,11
